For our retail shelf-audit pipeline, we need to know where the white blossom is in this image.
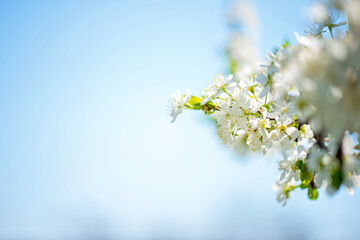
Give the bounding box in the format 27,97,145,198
168,89,191,123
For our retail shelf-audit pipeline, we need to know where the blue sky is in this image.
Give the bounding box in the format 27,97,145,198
0,0,359,239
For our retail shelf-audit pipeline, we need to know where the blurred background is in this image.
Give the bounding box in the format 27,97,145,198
0,0,360,239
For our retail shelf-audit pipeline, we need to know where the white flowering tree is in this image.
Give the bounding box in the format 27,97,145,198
168,0,360,205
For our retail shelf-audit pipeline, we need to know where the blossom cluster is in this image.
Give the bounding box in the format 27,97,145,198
168,0,360,205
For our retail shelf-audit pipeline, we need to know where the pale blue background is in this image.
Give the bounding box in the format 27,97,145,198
0,0,359,239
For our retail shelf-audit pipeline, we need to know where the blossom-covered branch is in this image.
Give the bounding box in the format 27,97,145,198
168,0,360,205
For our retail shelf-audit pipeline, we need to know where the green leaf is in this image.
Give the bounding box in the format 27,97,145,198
295,160,304,171
331,169,343,190
296,160,314,183
188,96,202,106
300,170,313,183
186,96,203,110
282,39,290,48
307,186,319,200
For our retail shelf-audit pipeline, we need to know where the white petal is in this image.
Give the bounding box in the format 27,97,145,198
286,127,300,139
260,84,270,98
255,73,268,84
346,187,355,196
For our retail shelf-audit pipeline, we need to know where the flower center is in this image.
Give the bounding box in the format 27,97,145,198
279,125,287,133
